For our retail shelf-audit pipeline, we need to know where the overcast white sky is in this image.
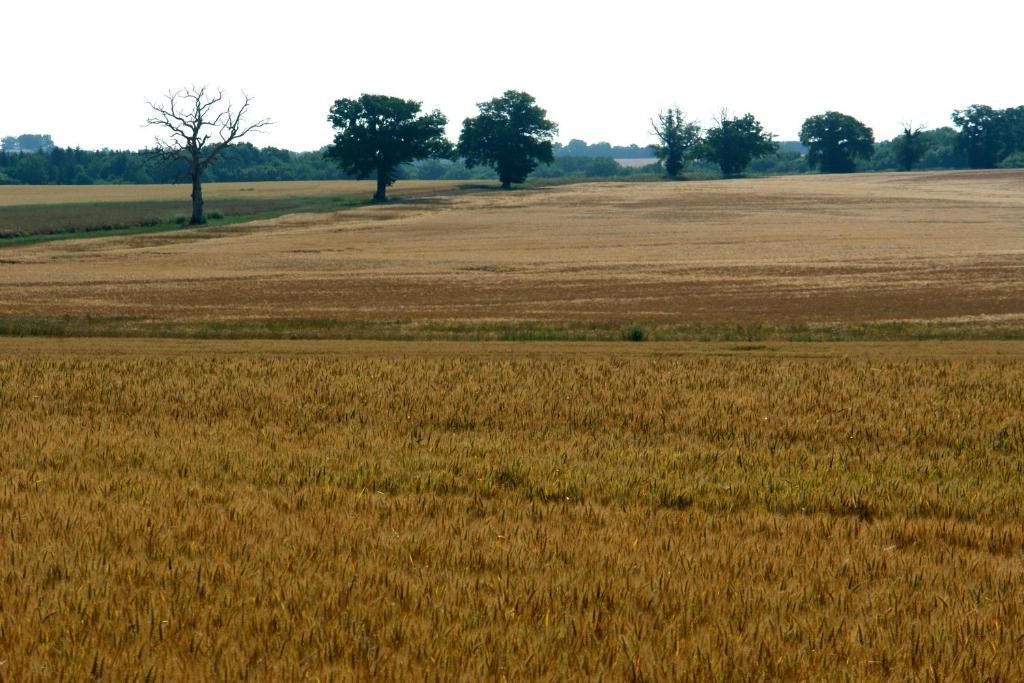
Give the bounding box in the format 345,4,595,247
3,0,1021,151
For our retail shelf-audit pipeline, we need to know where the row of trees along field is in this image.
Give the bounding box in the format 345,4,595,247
327,90,570,199
1,89,1021,201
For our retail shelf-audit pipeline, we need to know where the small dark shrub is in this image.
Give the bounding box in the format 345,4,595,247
622,324,648,342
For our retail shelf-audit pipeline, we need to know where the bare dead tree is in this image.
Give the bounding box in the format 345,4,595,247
146,87,271,225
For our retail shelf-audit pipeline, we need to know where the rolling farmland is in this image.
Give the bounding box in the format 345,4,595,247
0,170,1021,333
1,171,1023,678
0,180,469,242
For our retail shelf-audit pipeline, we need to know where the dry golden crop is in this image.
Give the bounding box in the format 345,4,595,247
0,170,1021,325
1,339,1022,680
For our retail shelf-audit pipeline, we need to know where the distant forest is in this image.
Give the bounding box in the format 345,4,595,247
1,116,1021,187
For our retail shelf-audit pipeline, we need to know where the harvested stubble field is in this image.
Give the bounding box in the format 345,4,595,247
0,170,1021,334
0,338,1023,679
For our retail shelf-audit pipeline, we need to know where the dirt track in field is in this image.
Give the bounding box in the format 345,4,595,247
0,170,1021,323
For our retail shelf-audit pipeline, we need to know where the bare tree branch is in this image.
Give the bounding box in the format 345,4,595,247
144,86,272,224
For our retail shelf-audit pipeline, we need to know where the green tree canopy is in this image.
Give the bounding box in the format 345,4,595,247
1,134,55,153
327,94,451,201
701,112,777,177
458,90,558,189
11,152,50,184
951,104,1024,169
649,109,701,178
1005,107,1024,154
799,111,875,173
893,124,926,171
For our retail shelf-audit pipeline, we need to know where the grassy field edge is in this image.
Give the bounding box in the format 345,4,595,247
0,196,377,247
0,179,507,247
2,315,1023,342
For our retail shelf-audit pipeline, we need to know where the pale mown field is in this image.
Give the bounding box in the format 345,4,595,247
1,338,1022,679
0,170,1021,325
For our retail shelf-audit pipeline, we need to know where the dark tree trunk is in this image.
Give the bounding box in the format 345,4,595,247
500,179,512,190
190,171,205,225
374,171,387,202
147,89,270,226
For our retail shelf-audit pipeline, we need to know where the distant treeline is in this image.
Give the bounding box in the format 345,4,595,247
1,134,54,153
553,140,654,158
0,143,664,185
2,104,1022,186
0,144,346,185
750,127,980,175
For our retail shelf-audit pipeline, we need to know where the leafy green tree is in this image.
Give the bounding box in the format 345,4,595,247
1,134,54,153
327,94,451,201
952,105,1024,168
893,124,926,171
1004,106,1024,156
951,105,1006,169
11,152,50,184
917,127,967,169
701,112,777,177
799,111,875,173
458,90,558,189
649,108,701,178
584,157,622,177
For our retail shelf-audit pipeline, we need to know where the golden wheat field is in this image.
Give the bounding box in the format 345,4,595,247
1,172,1023,680
1,338,1023,680
0,170,1021,325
